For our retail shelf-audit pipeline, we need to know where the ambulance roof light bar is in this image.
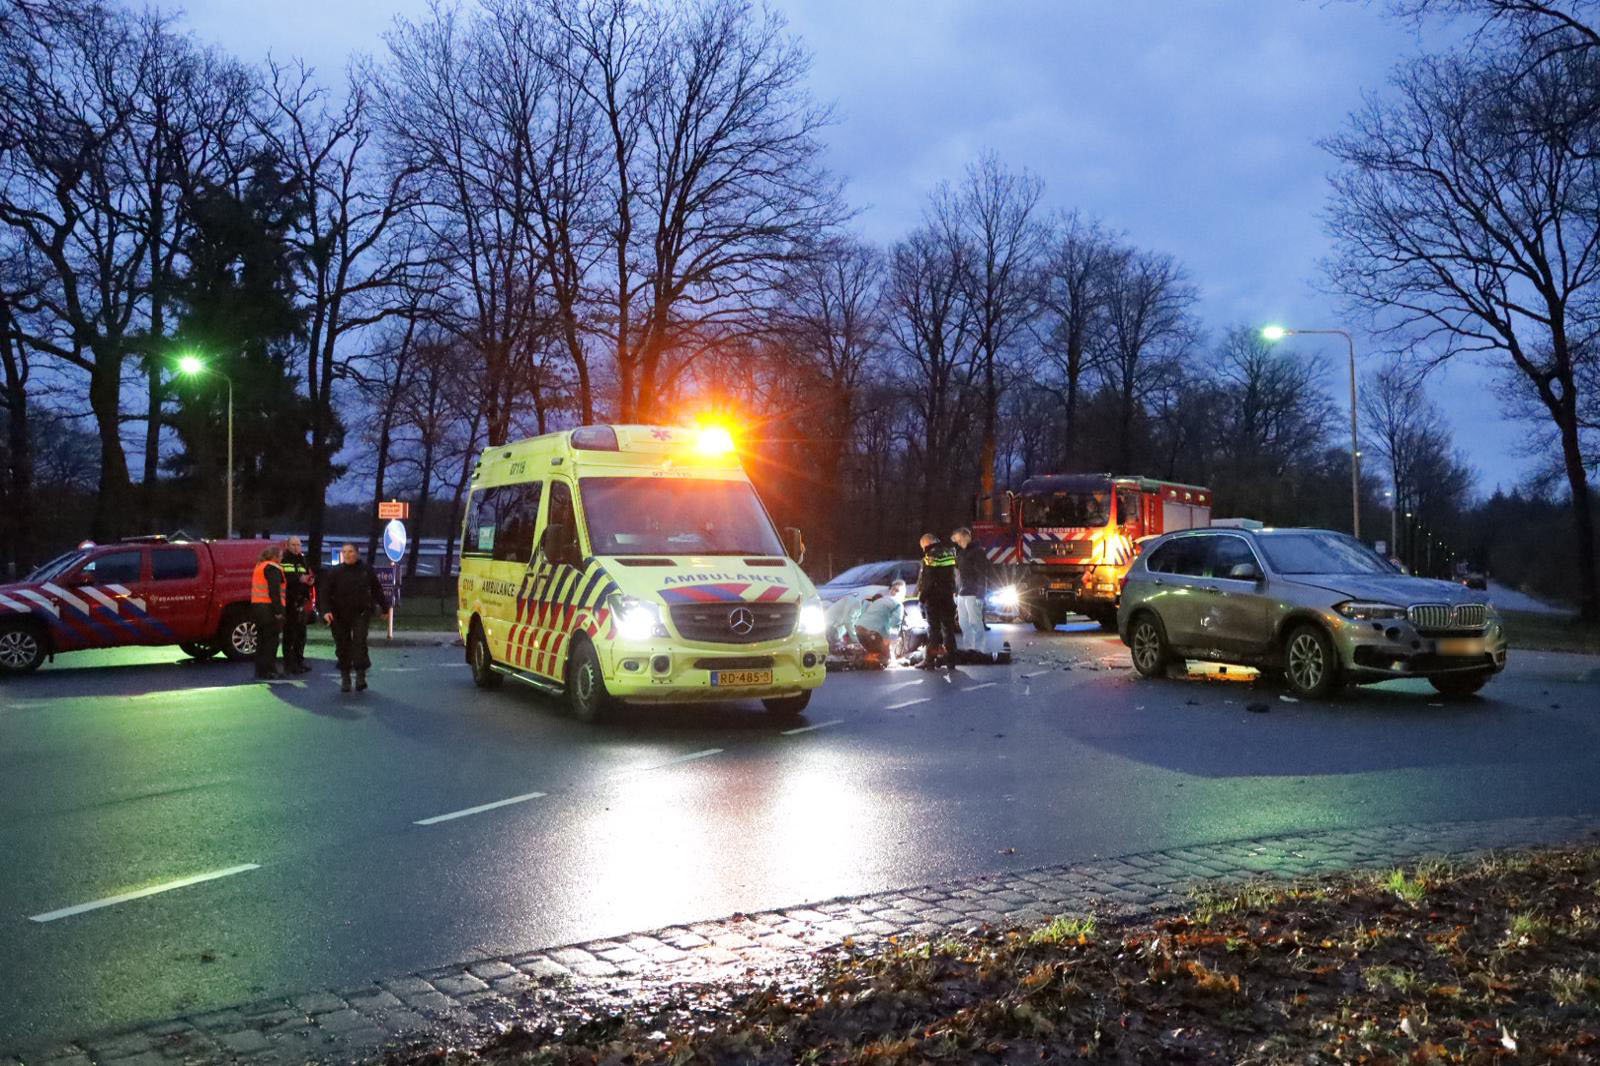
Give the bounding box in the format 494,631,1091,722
569,425,620,451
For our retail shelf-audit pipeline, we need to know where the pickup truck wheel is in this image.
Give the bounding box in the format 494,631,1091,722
0,622,46,675
220,609,258,662
179,641,220,660
1031,607,1057,632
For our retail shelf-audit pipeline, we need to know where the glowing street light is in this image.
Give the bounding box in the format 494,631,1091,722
1263,325,1362,539
175,353,234,538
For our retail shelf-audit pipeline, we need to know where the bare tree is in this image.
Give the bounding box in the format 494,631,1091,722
1324,45,1600,618
1097,248,1198,471
945,152,1045,513
259,60,421,559
1036,211,1120,467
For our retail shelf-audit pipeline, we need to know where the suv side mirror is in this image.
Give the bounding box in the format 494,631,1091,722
1227,562,1262,582
782,527,805,563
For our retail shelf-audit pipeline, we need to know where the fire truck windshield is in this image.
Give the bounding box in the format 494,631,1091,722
1022,490,1111,529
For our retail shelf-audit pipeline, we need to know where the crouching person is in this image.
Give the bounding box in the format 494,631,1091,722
852,581,907,667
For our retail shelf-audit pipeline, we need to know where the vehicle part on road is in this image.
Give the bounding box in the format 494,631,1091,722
1129,612,1171,678
0,620,46,674
468,625,502,689
179,641,219,660
762,690,811,718
221,607,257,662
1429,670,1491,698
566,638,615,722
1284,623,1340,699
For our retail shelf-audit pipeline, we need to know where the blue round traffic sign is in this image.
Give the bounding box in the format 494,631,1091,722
383,519,408,563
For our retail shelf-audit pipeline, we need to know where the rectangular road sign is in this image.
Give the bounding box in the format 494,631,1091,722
378,500,410,520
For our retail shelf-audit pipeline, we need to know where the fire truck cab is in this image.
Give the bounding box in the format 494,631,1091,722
974,474,1212,631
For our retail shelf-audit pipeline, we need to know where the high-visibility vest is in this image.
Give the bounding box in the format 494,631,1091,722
251,561,282,605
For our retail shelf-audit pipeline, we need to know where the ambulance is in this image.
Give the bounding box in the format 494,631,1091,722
456,424,829,720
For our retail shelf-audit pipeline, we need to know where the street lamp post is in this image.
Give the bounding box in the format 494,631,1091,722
1263,326,1361,539
176,355,233,538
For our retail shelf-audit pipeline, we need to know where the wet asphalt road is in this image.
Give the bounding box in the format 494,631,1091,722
2,625,1597,1050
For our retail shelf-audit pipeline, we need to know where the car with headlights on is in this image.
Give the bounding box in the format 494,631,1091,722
1117,527,1507,699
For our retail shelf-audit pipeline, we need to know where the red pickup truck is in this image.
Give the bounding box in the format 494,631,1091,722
0,536,277,675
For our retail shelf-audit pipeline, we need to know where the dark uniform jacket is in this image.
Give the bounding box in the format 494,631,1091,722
281,551,313,613
317,561,389,618
917,541,959,604
955,543,989,597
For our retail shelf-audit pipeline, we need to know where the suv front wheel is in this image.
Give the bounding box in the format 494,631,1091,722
1283,623,1340,698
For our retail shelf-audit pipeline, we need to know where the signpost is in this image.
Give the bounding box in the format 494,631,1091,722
378,500,410,521
382,516,407,639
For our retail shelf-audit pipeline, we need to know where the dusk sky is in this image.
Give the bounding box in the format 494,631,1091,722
178,0,1529,494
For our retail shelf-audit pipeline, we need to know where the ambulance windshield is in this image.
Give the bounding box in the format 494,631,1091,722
1022,490,1110,528
580,477,786,557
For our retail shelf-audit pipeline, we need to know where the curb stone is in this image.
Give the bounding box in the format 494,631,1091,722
15,813,1600,1066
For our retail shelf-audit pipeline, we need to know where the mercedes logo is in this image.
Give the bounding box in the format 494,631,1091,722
728,607,755,636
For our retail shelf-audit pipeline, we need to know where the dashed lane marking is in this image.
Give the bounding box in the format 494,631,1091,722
885,697,931,710
883,679,925,692
781,719,844,736
963,681,998,691
414,791,548,826
1019,670,1049,679
28,864,260,923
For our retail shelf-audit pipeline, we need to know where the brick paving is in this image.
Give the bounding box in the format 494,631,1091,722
14,813,1600,1066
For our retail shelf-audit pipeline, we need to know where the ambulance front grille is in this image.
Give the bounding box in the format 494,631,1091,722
670,603,796,644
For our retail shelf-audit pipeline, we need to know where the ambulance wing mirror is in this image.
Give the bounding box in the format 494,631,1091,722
782,527,805,564
541,523,579,568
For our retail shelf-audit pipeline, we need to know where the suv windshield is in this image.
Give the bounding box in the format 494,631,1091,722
1022,490,1110,528
26,550,88,583
1257,532,1397,575
580,477,785,557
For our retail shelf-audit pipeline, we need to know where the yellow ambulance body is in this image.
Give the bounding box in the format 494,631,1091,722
457,424,828,720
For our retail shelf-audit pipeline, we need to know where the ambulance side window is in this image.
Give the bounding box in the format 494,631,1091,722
544,481,580,566
493,482,543,564
463,489,497,557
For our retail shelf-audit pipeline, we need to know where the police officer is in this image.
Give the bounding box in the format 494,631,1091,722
916,532,959,670
279,536,314,674
250,545,286,680
317,542,389,692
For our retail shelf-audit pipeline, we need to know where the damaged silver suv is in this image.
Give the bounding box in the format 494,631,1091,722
1117,527,1507,699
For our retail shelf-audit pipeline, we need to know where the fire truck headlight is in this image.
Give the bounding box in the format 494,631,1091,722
611,595,665,640
992,584,1020,610
799,598,826,636
1334,601,1407,622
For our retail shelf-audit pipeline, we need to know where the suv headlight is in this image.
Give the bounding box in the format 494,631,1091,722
609,594,665,640
798,597,826,636
1335,601,1407,621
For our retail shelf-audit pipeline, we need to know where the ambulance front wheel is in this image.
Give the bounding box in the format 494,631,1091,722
468,624,501,690
762,691,811,719
566,639,616,722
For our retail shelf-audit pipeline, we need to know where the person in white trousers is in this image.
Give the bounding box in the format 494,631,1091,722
951,527,988,655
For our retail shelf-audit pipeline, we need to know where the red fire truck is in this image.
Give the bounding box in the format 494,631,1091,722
974,473,1212,630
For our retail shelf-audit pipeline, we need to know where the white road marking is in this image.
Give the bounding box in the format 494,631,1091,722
781,719,844,736
29,864,259,923
883,679,925,692
1019,670,1049,679
964,682,998,691
655,748,723,767
886,697,931,710
414,791,548,825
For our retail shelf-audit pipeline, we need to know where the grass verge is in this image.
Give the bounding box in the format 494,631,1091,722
1502,610,1600,655
400,847,1600,1065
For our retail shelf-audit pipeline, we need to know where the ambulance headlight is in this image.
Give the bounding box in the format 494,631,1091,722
799,597,826,636
610,595,665,640
992,584,1020,610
